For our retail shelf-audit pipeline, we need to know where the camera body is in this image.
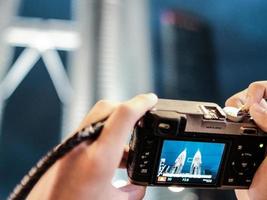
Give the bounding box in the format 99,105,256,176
127,99,267,189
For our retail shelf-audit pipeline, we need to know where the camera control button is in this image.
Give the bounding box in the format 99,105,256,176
236,161,251,172
237,145,243,151
241,152,252,157
141,155,146,159
144,136,154,146
139,159,149,167
233,152,256,175
158,123,171,130
227,178,235,183
139,164,146,168
238,172,244,176
144,152,150,156
140,168,148,174
245,179,252,183
240,161,249,168
146,139,154,145
157,119,179,135
231,161,235,166
141,152,151,159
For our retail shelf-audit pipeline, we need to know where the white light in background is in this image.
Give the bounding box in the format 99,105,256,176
168,186,185,193
4,27,80,51
0,19,82,140
0,25,80,104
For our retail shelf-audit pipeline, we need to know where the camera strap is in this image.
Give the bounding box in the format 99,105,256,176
8,121,105,200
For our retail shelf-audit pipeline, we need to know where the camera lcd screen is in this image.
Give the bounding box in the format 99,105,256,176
157,140,225,185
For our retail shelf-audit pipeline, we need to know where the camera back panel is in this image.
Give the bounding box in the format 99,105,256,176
127,99,267,189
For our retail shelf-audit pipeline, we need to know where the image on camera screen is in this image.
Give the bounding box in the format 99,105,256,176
157,140,225,185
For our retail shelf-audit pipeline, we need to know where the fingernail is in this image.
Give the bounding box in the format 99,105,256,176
146,93,158,101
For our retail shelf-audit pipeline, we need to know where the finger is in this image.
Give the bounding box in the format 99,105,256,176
119,146,129,168
245,81,267,109
77,100,119,131
250,103,267,131
119,184,146,200
225,90,247,108
235,190,249,200
92,93,158,176
248,156,267,200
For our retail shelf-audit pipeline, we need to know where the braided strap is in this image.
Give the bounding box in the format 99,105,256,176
8,121,105,200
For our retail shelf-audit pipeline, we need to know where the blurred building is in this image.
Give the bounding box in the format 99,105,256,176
158,9,217,102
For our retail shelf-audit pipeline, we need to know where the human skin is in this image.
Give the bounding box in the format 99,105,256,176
26,93,158,200
24,81,267,200
225,81,267,200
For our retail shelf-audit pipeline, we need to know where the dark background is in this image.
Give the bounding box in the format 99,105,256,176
150,0,267,105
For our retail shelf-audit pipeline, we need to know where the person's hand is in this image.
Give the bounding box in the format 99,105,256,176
26,93,158,200
225,81,267,200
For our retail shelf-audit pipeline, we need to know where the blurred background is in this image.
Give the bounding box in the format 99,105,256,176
0,0,267,199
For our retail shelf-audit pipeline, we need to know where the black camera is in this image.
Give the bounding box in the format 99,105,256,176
127,99,267,189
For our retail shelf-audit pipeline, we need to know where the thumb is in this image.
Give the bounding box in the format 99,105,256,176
248,157,267,200
118,184,146,200
250,103,267,132
235,189,249,200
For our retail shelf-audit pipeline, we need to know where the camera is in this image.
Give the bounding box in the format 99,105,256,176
127,99,267,189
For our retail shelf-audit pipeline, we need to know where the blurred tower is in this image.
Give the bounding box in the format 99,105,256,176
96,0,153,101
159,10,218,102
61,0,98,137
